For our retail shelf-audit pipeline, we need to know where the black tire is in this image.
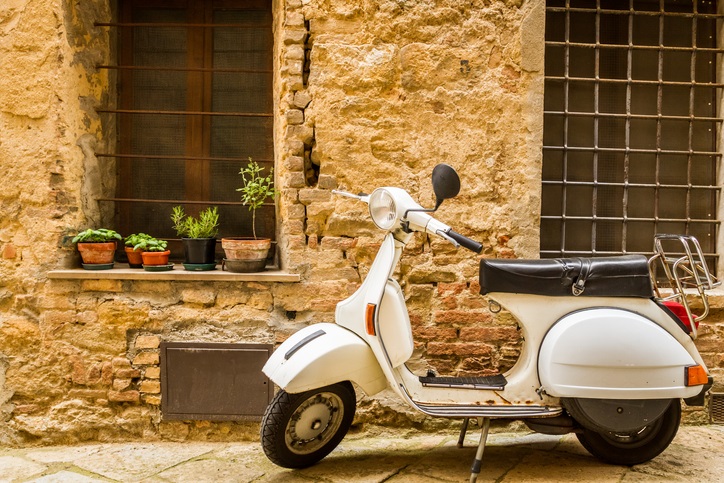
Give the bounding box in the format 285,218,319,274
260,381,356,469
575,399,681,466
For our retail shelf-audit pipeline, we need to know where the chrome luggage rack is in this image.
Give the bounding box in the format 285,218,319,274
648,234,720,339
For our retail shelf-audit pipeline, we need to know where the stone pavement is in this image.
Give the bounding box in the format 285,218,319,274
2,424,723,483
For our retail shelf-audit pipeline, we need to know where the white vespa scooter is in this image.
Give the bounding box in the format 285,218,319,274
261,164,715,481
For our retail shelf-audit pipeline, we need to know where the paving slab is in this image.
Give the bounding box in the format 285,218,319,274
0,456,47,483
19,443,218,482
0,425,722,482
29,472,107,483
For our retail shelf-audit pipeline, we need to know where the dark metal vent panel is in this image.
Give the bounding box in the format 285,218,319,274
161,342,273,421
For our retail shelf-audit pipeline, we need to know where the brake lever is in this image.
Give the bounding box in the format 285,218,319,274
436,230,460,248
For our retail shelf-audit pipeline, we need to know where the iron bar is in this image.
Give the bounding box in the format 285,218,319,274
544,110,723,125
97,197,274,206
95,108,272,117
95,153,273,163
592,1,600,252
687,1,699,236
546,40,724,53
542,180,720,190
541,249,719,257
543,145,721,156
546,6,724,18
541,215,719,223
95,22,271,28
622,0,634,252
655,0,666,238
545,75,724,89
561,0,572,254
96,65,272,74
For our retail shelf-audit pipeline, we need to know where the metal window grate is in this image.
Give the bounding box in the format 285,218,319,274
541,0,721,264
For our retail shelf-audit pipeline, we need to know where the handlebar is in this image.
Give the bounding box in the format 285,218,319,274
333,188,483,253
447,230,483,253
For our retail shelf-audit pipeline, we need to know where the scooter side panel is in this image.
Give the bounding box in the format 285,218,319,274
263,324,387,395
378,280,414,368
539,308,701,399
336,233,397,337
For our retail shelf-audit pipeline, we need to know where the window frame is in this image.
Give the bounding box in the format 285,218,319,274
96,0,276,260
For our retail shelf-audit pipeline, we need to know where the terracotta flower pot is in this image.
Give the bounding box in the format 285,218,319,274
125,246,144,268
221,237,270,272
77,242,117,265
141,250,171,266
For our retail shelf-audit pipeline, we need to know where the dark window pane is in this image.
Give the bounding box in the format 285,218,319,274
116,0,275,257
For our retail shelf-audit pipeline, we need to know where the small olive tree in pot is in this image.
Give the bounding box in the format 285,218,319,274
222,159,278,272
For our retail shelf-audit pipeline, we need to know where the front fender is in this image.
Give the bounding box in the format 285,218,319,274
263,323,387,395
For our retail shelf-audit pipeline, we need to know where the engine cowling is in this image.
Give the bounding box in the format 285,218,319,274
538,308,700,400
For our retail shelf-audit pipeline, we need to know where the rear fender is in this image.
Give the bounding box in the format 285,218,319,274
539,308,702,399
263,323,387,395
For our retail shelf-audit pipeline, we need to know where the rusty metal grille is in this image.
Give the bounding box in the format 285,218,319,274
160,342,273,421
541,0,721,265
710,392,724,423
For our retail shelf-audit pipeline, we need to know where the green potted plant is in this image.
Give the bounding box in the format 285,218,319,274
171,205,219,269
72,228,122,269
133,236,171,269
124,233,153,268
221,158,278,273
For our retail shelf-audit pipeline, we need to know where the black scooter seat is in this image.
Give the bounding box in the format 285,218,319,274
479,255,653,297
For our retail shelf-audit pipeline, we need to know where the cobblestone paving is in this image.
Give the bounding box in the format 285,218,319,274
1,425,723,482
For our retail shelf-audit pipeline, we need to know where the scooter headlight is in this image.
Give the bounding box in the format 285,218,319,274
369,188,398,230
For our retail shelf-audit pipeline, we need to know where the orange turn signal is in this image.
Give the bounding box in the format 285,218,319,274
685,365,708,386
365,303,377,336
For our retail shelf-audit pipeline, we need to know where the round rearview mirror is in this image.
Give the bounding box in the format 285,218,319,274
432,164,460,208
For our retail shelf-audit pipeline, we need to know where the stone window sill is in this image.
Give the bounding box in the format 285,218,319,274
47,264,300,282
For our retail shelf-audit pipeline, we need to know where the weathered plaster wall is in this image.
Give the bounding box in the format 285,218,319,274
0,0,115,444
0,0,720,446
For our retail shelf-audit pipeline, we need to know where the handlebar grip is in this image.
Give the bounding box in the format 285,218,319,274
447,230,483,254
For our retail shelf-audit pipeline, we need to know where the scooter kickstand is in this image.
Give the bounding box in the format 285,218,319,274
469,417,490,483
457,417,470,448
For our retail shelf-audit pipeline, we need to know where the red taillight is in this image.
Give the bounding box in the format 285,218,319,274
662,301,697,331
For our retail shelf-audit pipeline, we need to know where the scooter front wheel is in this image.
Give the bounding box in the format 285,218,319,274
575,398,681,466
261,381,356,468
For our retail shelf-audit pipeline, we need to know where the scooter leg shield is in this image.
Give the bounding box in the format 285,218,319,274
539,308,702,399
263,323,387,396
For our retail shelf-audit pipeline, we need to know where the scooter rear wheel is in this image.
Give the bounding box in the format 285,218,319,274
261,381,356,468
575,398,681,466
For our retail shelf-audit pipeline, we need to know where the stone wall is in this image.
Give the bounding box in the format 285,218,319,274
0,0,721,446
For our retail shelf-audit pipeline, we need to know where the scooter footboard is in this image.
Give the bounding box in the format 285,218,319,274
539,308,704,399
263,323,387,395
